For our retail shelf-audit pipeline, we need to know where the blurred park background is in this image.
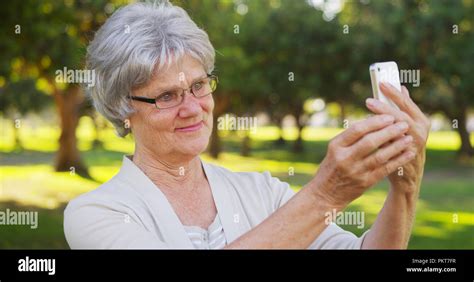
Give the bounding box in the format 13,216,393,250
0,0,473,249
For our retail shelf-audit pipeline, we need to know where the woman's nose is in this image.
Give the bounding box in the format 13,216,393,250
177,90,202,118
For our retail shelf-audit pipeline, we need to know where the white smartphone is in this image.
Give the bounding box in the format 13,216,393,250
369,61,401,109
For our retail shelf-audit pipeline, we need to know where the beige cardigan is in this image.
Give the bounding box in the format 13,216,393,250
64,155,369,249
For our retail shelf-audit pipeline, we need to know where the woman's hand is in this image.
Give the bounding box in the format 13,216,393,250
312,114,416,210
365,83,431,195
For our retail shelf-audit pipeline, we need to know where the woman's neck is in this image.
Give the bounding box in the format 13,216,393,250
132,146,204,192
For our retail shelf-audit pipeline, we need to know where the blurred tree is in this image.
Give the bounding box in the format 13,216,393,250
400,0,474,158
239,0,329,153
0,0,114,176
1,0,471,163
0,79,52,151
343,0,473,158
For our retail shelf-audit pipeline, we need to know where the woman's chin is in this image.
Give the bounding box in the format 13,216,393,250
179,139,209,157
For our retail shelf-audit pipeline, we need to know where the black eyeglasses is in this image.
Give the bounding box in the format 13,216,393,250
128,74,218,109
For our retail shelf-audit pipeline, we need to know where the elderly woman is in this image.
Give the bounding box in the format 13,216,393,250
64,1,430,249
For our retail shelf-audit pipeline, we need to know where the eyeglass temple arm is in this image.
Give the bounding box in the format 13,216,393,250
128,96,156,104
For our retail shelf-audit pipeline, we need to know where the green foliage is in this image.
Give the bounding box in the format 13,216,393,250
0,79,51,115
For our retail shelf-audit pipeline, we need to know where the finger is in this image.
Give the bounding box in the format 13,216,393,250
361,135,413,170
401,85,428,122
350,121,409,159
380,83,424,120
365,97,425,143
401,85,410,98
335,114,395,147
371,150,416,182
366,98,415,129
379,135,405,150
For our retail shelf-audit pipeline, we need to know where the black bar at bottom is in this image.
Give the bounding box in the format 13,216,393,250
0,250,472,281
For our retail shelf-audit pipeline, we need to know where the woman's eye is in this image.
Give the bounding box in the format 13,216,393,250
157,92,175,102
193,81,204,91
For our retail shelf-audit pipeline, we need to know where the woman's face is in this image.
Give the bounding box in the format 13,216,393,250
129,55,214,162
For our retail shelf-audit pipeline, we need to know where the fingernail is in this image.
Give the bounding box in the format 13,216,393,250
397,122,408,130
366,98,376,106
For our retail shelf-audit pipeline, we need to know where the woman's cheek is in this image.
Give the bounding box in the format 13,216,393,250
149,110,175,130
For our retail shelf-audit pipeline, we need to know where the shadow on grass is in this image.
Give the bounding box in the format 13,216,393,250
0,148,126,167
0,201,69,249
221,136,473,173
2,137,472,173
221,137,328,164
0,148,129,184
0,150,55,166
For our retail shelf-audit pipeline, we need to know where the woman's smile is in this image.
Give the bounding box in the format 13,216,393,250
175,121,204,132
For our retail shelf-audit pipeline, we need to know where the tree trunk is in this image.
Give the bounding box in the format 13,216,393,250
443,101,473,159
209,113,221,158
91,114,104,149
292,104,305,153
293,122,304,153
274,115,286,146
454,109,473,158
435,88,473,161
208,93,230,159
12,117,23,152
240,131,251,157
53,86,89,177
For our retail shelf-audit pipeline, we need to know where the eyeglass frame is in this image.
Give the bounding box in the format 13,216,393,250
127,74,218,109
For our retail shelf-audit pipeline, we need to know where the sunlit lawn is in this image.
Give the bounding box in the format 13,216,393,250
0,117,473,249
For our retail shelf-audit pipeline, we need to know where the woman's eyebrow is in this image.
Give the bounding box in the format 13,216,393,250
153,74,207,93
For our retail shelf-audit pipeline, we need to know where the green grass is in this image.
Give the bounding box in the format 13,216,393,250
0,117,473,249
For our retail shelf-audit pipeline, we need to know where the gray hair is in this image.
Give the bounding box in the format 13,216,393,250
86,0,215,137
